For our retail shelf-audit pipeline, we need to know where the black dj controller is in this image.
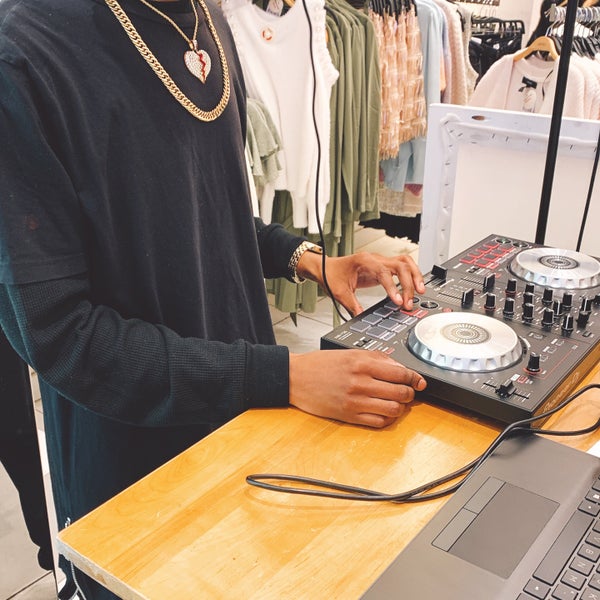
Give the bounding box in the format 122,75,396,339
321,234,600,424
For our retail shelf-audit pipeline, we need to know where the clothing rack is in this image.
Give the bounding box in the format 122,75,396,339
548,5,600,22
367,0,415,16
458,0,500,6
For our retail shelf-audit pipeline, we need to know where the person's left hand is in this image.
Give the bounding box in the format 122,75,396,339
297,251,426,317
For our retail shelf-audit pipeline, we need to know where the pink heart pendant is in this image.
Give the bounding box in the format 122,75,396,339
184,49,212,84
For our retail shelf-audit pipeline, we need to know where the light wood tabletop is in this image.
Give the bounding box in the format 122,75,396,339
57,363,600,599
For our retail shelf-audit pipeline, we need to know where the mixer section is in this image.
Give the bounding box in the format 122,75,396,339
321,235,600,424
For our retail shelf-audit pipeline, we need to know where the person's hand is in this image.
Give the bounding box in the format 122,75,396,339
289,349,426,428
297,251,425,317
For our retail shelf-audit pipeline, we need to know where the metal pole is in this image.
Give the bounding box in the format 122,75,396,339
535,0,579,244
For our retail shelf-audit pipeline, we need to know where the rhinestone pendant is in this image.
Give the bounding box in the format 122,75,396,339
184,48,211,83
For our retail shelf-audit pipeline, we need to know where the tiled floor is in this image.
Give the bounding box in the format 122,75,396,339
0,226,417,600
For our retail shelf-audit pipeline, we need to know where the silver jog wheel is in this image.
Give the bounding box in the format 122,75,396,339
407,312,522,372
510,247,600,289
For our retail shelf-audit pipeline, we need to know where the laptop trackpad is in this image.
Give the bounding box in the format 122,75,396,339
433,477,559,578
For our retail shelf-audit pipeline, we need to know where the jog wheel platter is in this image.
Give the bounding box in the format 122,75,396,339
510,247,600,289
322,235,600,423
408,312,522,373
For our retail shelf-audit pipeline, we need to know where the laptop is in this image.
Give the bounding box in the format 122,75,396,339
362,434,600,600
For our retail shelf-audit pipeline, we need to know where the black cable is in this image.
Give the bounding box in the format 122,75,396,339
576,124,600,251
301,0,349,323
246,383,600,503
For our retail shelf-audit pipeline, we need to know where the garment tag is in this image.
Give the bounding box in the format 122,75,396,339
266,0,283,16
521,76,538,89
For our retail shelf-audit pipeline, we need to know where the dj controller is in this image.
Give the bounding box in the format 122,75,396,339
321,234,600,424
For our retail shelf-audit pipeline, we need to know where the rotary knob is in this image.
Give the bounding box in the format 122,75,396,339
561,314,574,335
542,288,554,305
594,293,600,306
578,310,591,328
503,297,515,317
523,303,535,323
523,292,535,306
552,300,562,318
581,297,593,312
505,278,517,296
542,308,555,328
562,292,573,311
526,353,541,373
525,283,535,294
484,293,496,311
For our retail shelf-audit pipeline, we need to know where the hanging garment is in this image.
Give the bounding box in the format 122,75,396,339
379,0,444,197
468,52,587,118
433,0,475,105
263,0,381,316
223,0,338,233
468,17,526,83
372,3,426,161
246,97,282,214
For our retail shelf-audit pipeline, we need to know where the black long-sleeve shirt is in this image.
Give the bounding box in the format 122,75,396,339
0,0,306,563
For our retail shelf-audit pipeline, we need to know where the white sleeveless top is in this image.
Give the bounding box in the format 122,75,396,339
222,0,338,233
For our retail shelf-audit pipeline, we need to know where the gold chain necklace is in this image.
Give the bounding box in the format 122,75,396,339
105,0,230,122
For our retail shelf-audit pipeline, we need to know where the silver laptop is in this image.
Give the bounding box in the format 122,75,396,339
362,434,600,600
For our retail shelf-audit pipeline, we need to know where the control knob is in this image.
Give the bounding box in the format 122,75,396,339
526,353,541,373
561,314,574,335
552,300,562,318
542,288,554,305
505,278,517,296
581,297,593,312
503,297,515,317
525,283,535,295
542,308,555,328
484,293,496,312
523,292,535,306
578,310,591,329
523,303,535,323
594,293,600,306
562,292,573,311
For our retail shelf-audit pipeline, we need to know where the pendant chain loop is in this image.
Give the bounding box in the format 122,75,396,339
105,0,230,122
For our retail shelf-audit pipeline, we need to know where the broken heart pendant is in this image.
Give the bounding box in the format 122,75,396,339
184,48,211,84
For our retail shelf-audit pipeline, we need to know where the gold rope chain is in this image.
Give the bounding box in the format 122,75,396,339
104,0,230,122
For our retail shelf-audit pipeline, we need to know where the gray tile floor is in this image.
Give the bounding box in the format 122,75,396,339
0,226,417,600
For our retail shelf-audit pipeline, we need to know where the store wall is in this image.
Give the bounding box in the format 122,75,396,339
420,101,600,271
494,0,544,38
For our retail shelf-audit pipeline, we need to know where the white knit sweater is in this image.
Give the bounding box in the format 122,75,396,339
468,53,586,119
222,0,338,232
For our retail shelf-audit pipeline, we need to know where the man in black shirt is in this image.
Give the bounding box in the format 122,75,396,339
0,0,426,597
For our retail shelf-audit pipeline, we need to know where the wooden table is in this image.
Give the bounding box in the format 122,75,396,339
57,364,600,599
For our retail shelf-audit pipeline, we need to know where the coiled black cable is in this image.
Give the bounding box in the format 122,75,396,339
247,383,600,503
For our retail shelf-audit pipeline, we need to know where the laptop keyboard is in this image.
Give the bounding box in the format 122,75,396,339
518,477,600,600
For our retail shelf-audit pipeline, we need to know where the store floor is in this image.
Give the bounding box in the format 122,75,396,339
1,226,418,600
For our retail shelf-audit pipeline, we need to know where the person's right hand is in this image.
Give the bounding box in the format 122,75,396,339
288,349,426,428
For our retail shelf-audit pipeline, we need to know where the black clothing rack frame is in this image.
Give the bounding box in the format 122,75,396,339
535,0,579,244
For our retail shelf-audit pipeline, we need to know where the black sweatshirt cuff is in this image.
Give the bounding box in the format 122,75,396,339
245,343,289,408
